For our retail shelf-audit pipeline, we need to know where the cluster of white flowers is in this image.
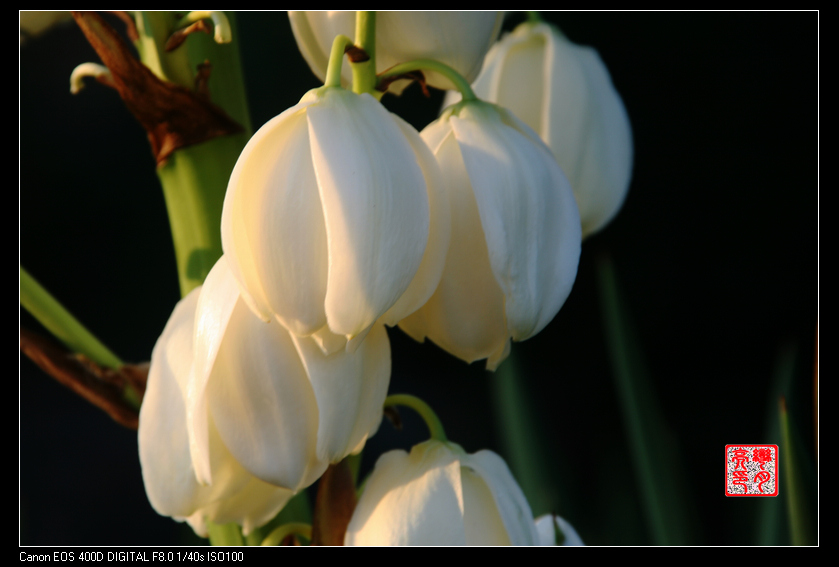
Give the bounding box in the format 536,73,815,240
140,11,630,546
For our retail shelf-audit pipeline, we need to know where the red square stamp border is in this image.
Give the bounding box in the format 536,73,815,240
725,444,779,497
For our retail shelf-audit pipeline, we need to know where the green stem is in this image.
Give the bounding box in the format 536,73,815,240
20,267,122,370
351,11,377,95
157,135,247,297
324,34,354,89
206,521,244,546
377,59,477,102
133,12,193,88
527,11,543,23
346,451,362,486
261,523,312,546
134,11,252,297
384,394,447,442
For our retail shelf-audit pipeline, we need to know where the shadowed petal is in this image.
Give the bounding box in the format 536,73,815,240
451,103,580,342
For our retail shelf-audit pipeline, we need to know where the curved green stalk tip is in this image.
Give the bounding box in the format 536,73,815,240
384,393,447,442
325,34,354,89
377,59,477,102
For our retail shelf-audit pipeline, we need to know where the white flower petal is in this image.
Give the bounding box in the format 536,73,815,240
475,26,548,140
291,323,390,464
141,289,271,531
189,474,294,537
473,22,633,237
140,289,206,518
309,324,348,355
307,89,428,338
288,11,503,92
486,338,511,372
345,442,467,546
221,100,329,336
462,450,539,546
399,129,508,363
287,11,354,87
376,12,504,90
381,115,451,327
188,257,241,486
555,40,633,237
460,465,512,545
420,109,457,154
206,294,325,490
451,103,580,341
345,323,391,452
346,441,538,545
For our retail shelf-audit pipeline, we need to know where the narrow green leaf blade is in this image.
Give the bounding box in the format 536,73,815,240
779,398,817,546
595,255,694,545
492,349,558,517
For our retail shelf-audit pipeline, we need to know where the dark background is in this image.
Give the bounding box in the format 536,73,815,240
20,11,818,546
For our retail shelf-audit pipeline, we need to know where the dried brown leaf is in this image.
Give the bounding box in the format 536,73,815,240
20,327,146,429
71,11,244,166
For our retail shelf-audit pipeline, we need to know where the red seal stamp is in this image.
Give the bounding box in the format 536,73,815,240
725,445,779,496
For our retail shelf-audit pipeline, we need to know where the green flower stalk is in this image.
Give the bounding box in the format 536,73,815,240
133,11,252,296
72,11,252,297
384,394,447,442
288,11,503,94
377,59,477,102
351,11,377,96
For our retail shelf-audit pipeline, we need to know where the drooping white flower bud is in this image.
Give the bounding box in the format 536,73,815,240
345,440,539,546
138,283,293,537
288,11,504,92
190,256,392,489
469,21,634,237
221,86,449,352
399,100,581,370
139,256,393,534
